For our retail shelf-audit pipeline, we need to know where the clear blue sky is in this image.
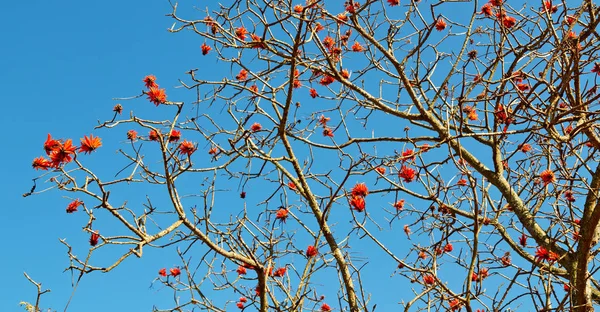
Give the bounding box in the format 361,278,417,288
1,1,208,310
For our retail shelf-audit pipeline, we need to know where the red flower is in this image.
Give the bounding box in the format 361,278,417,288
127,130,137,141
340,69,350,79
309,88,318,98
351,41,364,52
236,69,248,81
236,265,247,275
178,140,197,156
208,147,219,155
288,181,296,190
170,267,181,277
271,267,286,277
375,167,386,174
168,130,181,142
147,87,167,105
44,134,61,155
250,34,266,49
32,157,51,170
293,4,303,13
489,0,502,6
306,245,318,257
500,15,516,28
236,302,244,309
398,166,417,183
435,18,447,31
387,0,400,6
351,183,368,197
159,268,167,277
481,4,493,16
519,234,527,247
394,200,405,211
143,75,158,89
479,268,489,280
250,122,262,132
565,15,577,25
564,283,570,292
113,104,123,114
149,130,160,141
318,115,330,126
79,134,102,154
457,178,468,186
320,303,332,312
449,298,462,311
350,196,366,212
564,190,576,202
201,43,211,55
319,75,335,86
293,79,302,89
444,243,453,253
520,143,532,153
336,12,348,23
418,250,427,259
592,63,600,75
249,85,259,94
322,127,334,137
66,199,83,213
240,191,246,198
235,27,248,40
89,231,100,246
239,297,247,303
314,22,324,32
402,149,415,162
471,272,479,282
322,36,335,50
276,208,288,222
49,139,77,166
543,1,558,13
516,83,530,91
423,274,435,285
403,224,411,235
540,169,556,185
500,253,511,266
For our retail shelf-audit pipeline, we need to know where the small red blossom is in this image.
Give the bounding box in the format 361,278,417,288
318,115,330,126
113,104,123,114
423,274,435,285
178,140,197,156
320,303,332,312
322,36,335,50
293,79,302,88
540,169,556,185
250,122,262,132
239,297,247,303
170,267,181,277
288,181,296,190
501,253,511,266
444,243,453,253
293,4,303,13
564,283,571,292
387,0,400,6
32,157,51,170
272,267,286,277
314,22,324,32
565,15,577,25
143,75,158,89
449,298,462,311
236,265,247,275
250,34,266,49
306,245,318,257
350,196,366,212
319,75,335,86
79,134,102,154
457,178,468,186
235,27,248,40
564,190,576,202
236,69,248,81
236,302,244,309
336,13,348,23
418,250,427,259
168,130,181,142
89,231,100,246
435,18,447,31
249,84,259,94
351,41,364,52
322,127,334,137
240,191,246,198
66,199,83,213
43,134,61,155
520,143,532,153
127,130,137,141
471,272,479,282
351,183,368,197
340,69,350,79
489,0,502,6
516,83,530,91
403,224,411,235
591,63,600,75
500,14,516,28
49,139,77,166
147,87,167,105
574,218,581,225
479,268,489,280
149,130,160,141
276,208,288,222
398,166,417,183
481,4,493,16
543,1,558,13
208,146,219,155
519,234,527,247
402,149,415,162
394,199,405,211
159,268,167,277
309,88,318,98
375,167,386,174
201,43,211,55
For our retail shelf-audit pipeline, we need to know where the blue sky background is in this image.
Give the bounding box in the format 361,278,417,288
1,1,206,311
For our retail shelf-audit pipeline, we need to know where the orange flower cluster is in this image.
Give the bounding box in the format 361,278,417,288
350,183,368,212
143,75,167,106
32,133,102,170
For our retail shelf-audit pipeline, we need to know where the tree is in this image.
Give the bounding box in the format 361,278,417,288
26,0,600,311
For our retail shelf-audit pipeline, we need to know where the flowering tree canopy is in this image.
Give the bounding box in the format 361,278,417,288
25,0,600,311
